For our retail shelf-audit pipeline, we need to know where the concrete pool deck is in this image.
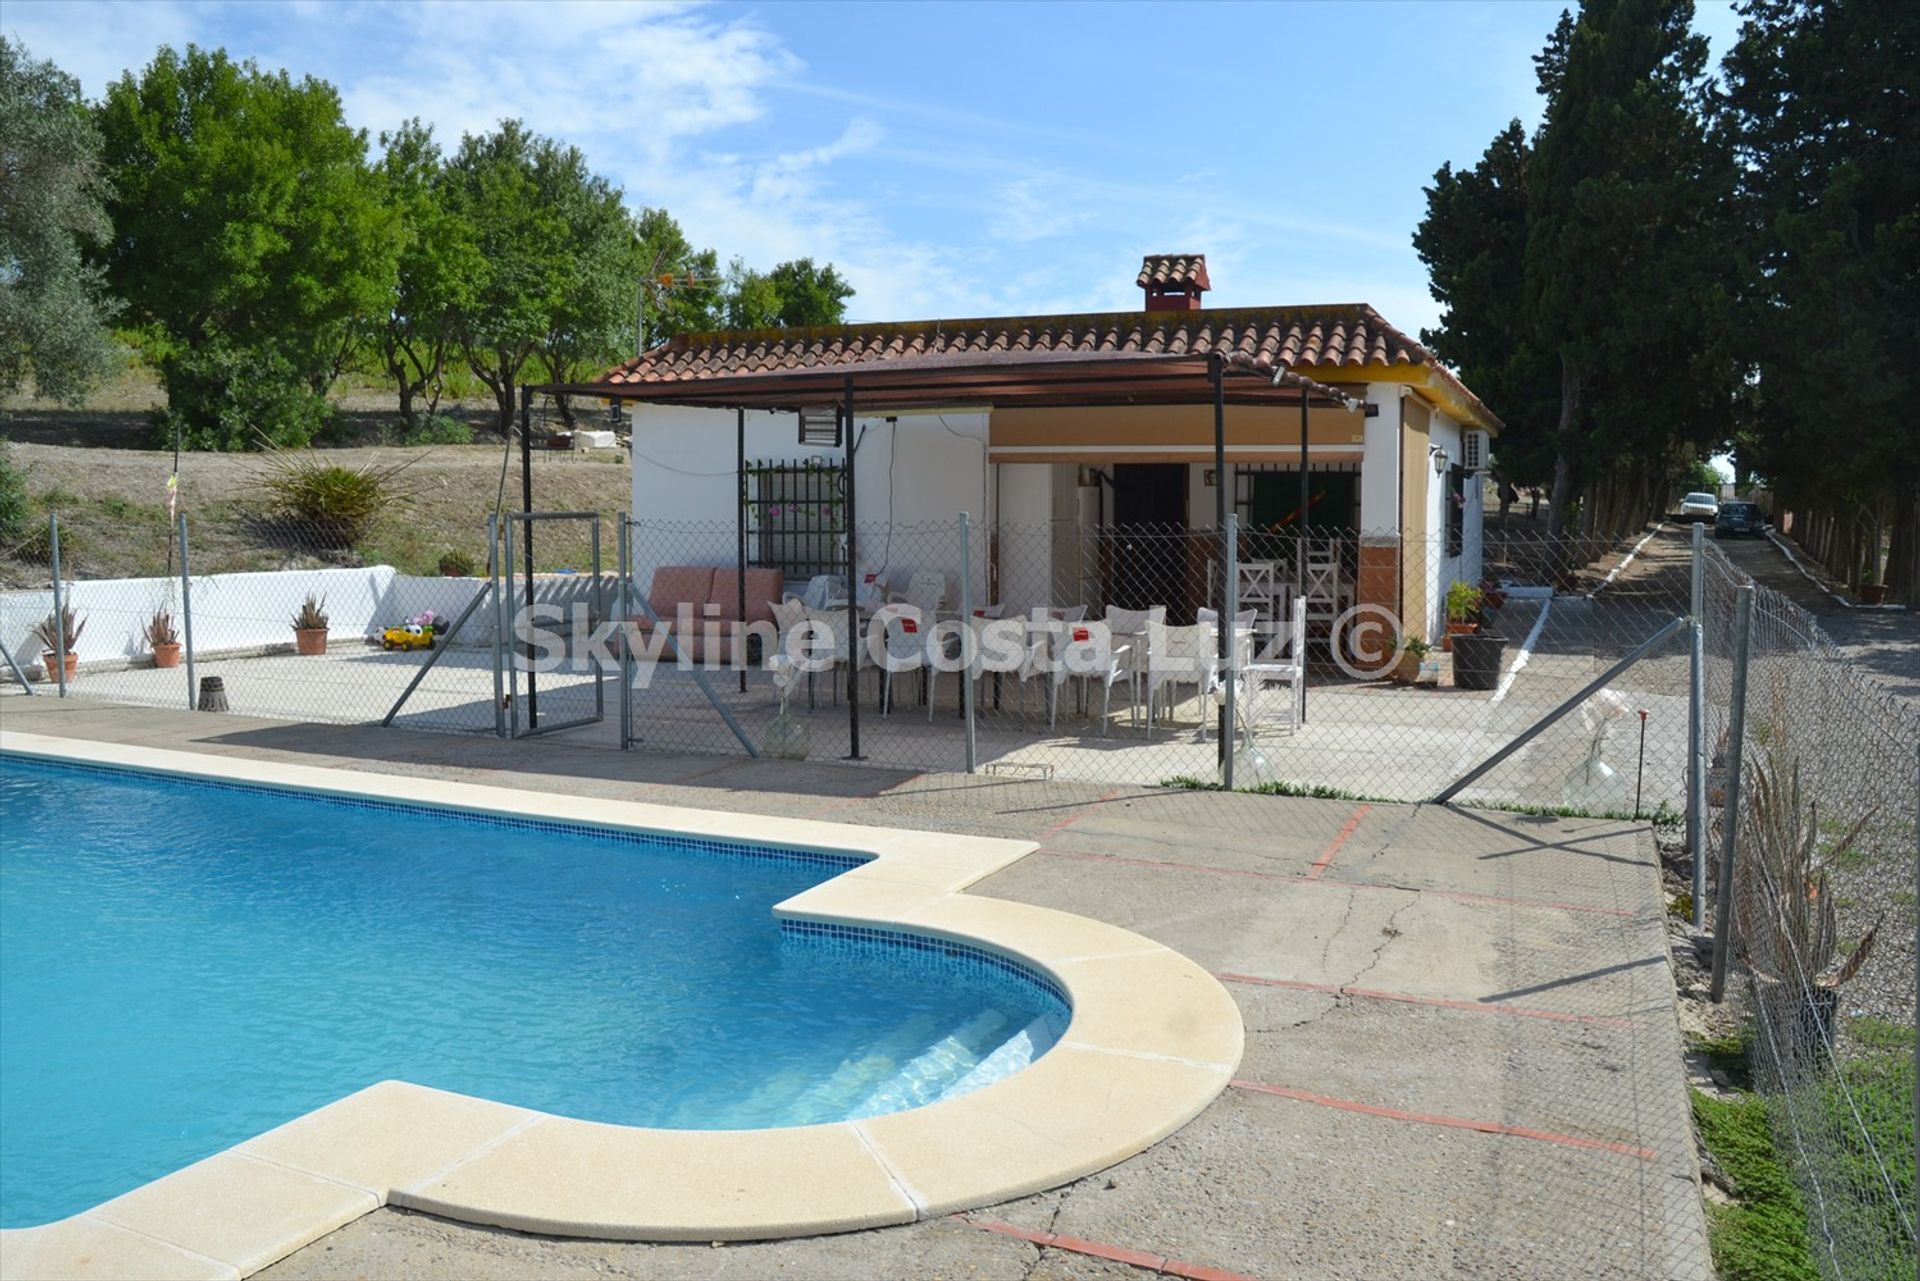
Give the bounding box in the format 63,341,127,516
0,697,1711,1281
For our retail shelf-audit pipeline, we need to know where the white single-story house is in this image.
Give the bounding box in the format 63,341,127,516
558,255,1501,645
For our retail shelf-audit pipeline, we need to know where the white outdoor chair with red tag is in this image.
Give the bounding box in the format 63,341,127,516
1053,620,1131,736
874,604,930,715
798,606,851,709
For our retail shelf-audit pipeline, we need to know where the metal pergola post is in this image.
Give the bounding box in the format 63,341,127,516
1298,375,1310,725
1212,354,1229,758
519,385,538,728
843,374,863,760
736,407,748,694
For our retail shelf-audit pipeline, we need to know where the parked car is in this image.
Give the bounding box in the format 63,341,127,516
1714,501,1768,539
1679,491,1720,521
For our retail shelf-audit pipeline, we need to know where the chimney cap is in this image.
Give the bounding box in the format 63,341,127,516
1137,254,1211,292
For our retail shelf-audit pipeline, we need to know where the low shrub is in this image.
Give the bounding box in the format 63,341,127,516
437,548,477,576
259,447,417,549
152,340,332,451
0,439,27,546
397,414,472,446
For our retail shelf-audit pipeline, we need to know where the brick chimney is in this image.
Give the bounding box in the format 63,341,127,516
1137,254,1210,312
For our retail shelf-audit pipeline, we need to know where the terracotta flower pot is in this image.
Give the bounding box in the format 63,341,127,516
152,641,182,669
1443,621,1477,652
294,628,329,656
40,651,78,682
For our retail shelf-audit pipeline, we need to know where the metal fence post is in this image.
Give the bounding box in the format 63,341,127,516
590,517,605,719
959,512,976,772
504,516,520,738
488,514,505,738
1709,583,1755,1002
47,513,67,697
1689,521,1707,926
177,513,195,709
618,515,633,750
1221,511,1238,788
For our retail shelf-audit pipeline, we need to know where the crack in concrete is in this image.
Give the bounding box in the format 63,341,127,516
1345,894,1419,990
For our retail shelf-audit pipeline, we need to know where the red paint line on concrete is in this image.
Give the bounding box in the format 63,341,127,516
1307,804,1370,878
1215,972,1636,1029
1228,1079,1656,1159
1037,846,1636,918
958,1217,1260,1281
1037,788,1124,840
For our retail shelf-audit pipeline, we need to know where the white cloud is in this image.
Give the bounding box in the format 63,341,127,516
988,179,1086,244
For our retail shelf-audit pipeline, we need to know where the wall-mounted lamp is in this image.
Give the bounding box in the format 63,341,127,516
1429,444,1450,476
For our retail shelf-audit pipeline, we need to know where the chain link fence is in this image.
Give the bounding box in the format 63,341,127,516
1700,538,1918,1281
613,514,1700,810
0,508,619,739
5,489,1914,1273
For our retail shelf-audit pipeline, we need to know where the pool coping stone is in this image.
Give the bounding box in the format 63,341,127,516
0,730,1243,1278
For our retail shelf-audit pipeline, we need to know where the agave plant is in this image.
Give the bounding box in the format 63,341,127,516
145,610,179,647
291,594,329,631
30,604,85,653
1732,748,1879,1057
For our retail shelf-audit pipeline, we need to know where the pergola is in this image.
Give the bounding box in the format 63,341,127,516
530,347,1363,759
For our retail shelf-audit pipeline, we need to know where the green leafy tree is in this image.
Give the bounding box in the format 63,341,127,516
634,207,721,342
1413,120,1559,518
443,121,570,436
1523,0,1737,536
95,45,399,447
721,255,854,330
375,120,480,425
765,258,853,327
530,152,645,427
0,37,119,405
1722,0,1920,598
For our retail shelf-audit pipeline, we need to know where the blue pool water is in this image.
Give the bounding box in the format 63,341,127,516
0,756,1065,1227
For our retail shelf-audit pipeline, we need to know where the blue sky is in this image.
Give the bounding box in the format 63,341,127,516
7,0,1742,337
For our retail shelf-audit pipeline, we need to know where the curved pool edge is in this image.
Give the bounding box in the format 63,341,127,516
0,730,1244,1278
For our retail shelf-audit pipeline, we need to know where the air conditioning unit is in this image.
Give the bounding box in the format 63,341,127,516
1462,430,1488,473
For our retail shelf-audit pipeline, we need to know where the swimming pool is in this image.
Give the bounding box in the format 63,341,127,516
0,755,1065,1228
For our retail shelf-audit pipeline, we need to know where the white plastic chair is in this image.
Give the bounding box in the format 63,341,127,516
969,602,1008,619
931,616,1038,725
1104,605,1165,726
1044,604,1089,623
1145,620,1217,737
874,604,930,715
1053,619,1132,736
903,570,947,616
799,606,850,708
1238,599,1307,736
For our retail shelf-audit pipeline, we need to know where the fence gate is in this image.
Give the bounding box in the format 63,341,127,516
495,511,607,740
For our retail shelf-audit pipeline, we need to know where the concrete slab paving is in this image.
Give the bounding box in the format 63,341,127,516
0,698,1710,1280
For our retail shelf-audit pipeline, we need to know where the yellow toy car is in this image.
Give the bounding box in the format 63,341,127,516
380,624,435,652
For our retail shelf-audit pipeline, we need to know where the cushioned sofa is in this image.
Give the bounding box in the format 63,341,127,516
634,566,784,663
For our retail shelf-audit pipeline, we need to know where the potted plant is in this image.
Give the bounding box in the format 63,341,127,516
291,594,329,656
1393,635,1430,684
1479,577,1507,611
146,610,182,668
1732,749,1880,1068
438,549,476,577
32,605,84,682
1858,566,1887,606
1443,581,1483,651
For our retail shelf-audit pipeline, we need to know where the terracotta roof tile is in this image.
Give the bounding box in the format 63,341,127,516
591,302,1497,429
1137,254,1212,291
